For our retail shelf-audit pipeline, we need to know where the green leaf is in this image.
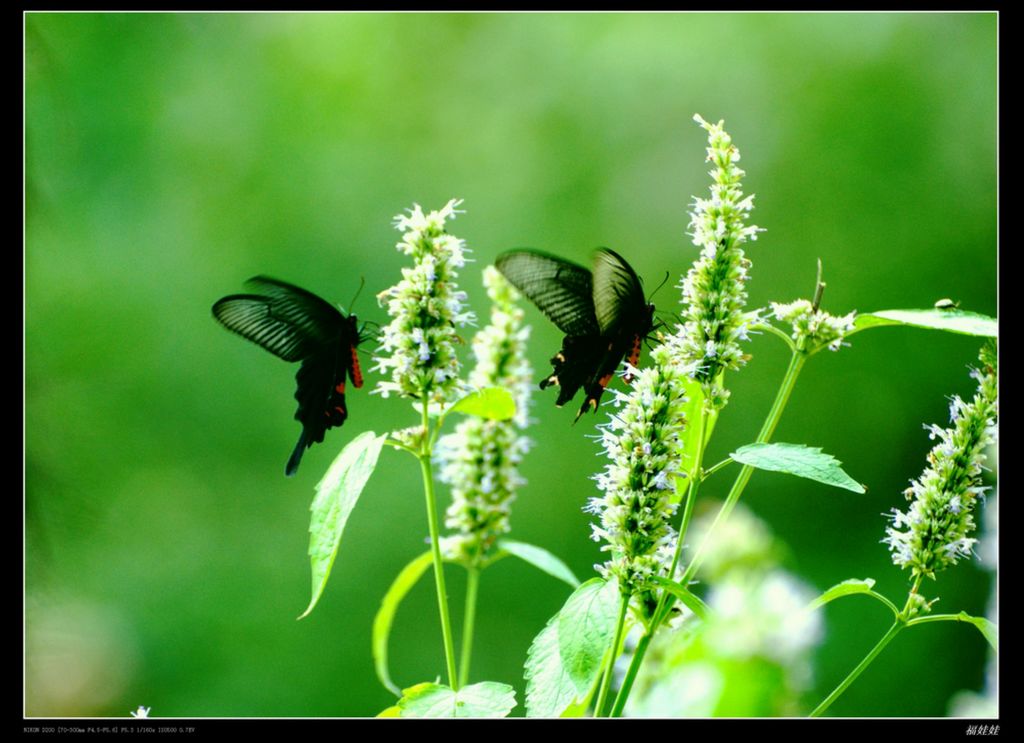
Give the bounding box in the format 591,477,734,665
560,699,591,718
299,431,387,619
730,442,865,494
396,681,516,718
524,611,583,717
525,600,609,718
957,611,998,651
853,309,997,338
498,539,580,588
376,705,401,718
448,387,516,420
649,576,711,620
808,578,877,611
372,550,434,695
557,578,620,695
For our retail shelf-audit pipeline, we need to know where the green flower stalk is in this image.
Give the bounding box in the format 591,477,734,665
437,267,533,566
587,334,693,594
770,299,856,353
884,343,998,579
679,114,762,405
373,199,474,691
609,119,784,717
811,345,998,719
373,199,473,404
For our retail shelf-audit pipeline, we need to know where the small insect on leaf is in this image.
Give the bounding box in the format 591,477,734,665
933,298,960,310
212,276,368,476
495,249,654,421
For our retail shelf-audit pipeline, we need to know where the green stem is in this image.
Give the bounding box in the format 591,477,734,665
595,592,632,718
867,591,902,618
701,457,734,480
660,412,708,609
902,575,924,614
609,631,651,718
681,350,806,584
610,349,807,718
419,402,460,690
809,620,903,717
906,613,972,627
458,567,480,688
761,321,798,350
810,576,922,716
384,438,419,457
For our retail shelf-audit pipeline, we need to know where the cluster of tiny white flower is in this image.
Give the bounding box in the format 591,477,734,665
373,199,474,404
586,336,692,593
678,115,762,404
437,267,533,565
770,299,857,352
883,344,997,578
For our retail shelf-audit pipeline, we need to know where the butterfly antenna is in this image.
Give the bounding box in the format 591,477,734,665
346,276,367,314
647,270,672,301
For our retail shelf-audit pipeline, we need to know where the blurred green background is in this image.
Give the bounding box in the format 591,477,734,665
26,12,997,718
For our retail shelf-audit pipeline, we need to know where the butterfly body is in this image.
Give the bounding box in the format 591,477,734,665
496,249,653,420
212,276,365,476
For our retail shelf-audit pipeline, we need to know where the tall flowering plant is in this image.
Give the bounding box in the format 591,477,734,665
810,341,998,716
434,266,534,686
525,117,771,718
520,114,995,721
363,206,571,717
884,343,997,579
366,200,476,693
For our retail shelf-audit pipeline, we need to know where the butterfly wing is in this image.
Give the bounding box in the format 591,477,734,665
571,250,654,418
213,277,356,476
592,248,649,336
212,276,346,362
286,316,366,476
285,346,346,476
540,334,608,407
495,250,600,336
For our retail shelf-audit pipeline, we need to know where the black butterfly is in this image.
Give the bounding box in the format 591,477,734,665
495,248,654,420
212,276,366,476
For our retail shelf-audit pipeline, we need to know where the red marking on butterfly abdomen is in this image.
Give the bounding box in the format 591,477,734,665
350,345,364,388
627,335,642,367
